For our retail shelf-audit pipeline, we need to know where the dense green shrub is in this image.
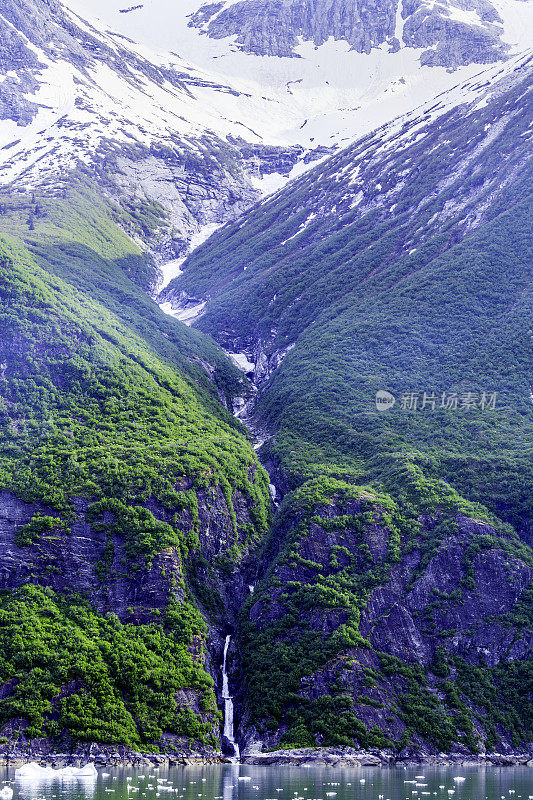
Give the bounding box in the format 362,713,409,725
15,515,67,547
0,585,219,746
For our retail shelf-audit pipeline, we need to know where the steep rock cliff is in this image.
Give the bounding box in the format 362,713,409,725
237,476,532,756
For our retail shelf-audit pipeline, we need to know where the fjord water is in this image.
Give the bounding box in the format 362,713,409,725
2,764,532,800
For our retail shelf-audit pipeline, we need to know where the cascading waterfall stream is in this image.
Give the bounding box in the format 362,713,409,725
221,634,240,760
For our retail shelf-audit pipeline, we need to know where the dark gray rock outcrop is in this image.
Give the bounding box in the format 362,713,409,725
190,0,398,57
0,487,258,623
190,0,510,67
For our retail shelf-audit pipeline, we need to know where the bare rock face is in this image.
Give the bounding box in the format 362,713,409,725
190,0,510,67
190,0,398,57
0,487,259,623
0,9,43,125
105,140,304,271
402,0,508,67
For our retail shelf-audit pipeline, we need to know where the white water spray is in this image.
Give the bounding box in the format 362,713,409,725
221,635,240,760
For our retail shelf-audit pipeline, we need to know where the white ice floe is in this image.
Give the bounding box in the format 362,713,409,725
15,763,98,781
0,786,13,800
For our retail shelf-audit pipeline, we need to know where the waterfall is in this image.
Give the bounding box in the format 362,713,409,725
221,634,240,760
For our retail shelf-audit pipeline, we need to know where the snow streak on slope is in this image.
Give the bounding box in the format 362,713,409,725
159,51,533,332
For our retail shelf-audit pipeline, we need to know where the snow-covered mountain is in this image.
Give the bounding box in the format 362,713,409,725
0,0,531,279
0,0,311,279
65,0,533,150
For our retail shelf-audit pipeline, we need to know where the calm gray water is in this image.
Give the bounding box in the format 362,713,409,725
1,764,532,800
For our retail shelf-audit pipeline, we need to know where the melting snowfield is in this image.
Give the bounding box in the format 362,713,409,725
1,0,532,200
11,0,529,181
63,0,533,146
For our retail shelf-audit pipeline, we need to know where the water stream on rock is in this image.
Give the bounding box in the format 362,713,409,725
221,635,240,761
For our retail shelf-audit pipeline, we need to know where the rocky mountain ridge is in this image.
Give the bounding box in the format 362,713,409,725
190,0,512,67
0,0,312,279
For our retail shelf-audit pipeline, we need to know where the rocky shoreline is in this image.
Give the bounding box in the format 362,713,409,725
0,744,531,769
0,743,227,769
240,746,533,767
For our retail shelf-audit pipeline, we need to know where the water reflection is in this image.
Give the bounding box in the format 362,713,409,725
0,763,530,800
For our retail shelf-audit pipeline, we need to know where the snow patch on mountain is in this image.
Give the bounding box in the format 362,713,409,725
0,0,531,280
157,222,222,290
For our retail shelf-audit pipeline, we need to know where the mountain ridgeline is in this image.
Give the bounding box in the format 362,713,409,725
0,0,530,769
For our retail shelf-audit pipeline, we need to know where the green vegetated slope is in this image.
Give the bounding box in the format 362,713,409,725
258,189,533,525
171,63,533,529
168,66,533,753
0,181,271,751
235,196,533,750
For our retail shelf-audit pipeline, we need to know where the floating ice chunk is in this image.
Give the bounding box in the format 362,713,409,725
75,764,98,779
15,763,97,781
453,777,465,782
0,786,13,800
